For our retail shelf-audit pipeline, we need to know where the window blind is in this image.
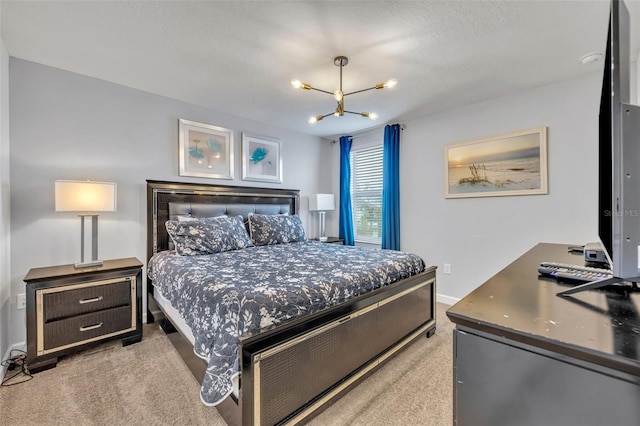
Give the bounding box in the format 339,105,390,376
350,146,383,244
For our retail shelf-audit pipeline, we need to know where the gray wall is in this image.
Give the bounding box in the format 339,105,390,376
401,73,601,302
1,36,10,361
324,72,602,303
8,58,327,345
3,57,607,347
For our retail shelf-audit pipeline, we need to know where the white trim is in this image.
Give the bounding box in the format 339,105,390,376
1,346,10,378
1,341,26,381
354,238,381,246
354,240,380,248
436,293,460,306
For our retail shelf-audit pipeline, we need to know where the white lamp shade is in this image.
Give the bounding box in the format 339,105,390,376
55,180,117,212
309,193,335,211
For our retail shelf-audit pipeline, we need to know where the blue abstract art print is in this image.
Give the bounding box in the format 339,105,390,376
241,133,282,183
179,119,234,180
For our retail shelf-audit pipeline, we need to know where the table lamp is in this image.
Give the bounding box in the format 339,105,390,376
55,180,117,268
309,194,335,242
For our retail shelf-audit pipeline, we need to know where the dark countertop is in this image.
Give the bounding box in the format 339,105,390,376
446,243,640,377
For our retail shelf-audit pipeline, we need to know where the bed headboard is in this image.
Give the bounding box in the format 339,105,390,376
146,180,300,260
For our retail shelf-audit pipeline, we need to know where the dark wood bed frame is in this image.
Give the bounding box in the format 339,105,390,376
146,180,437,425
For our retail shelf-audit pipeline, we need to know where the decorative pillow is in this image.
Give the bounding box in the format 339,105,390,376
248,213,306,246
165,215,253,256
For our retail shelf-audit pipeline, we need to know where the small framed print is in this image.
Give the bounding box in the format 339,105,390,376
179,119,234,179
444,127,548,198
242,133,283,183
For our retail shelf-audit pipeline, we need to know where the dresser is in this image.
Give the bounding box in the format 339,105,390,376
447,243,640,425
24,257,143,373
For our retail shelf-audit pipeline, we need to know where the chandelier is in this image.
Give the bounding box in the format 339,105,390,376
291,56,397,124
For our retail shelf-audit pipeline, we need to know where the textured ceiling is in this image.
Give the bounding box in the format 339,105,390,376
0,0,634,139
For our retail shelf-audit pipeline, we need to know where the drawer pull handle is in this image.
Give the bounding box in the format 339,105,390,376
79,296,103,305
79,323,103,332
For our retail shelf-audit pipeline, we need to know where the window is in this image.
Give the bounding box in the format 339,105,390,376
350,145,383,244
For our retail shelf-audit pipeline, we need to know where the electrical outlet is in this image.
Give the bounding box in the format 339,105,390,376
443,263,452,274
16,293,26,309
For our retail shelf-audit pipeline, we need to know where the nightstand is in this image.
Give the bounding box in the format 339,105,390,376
311,237,344,245
24,257,143,373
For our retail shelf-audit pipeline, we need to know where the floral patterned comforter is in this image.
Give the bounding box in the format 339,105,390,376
148,241,426,406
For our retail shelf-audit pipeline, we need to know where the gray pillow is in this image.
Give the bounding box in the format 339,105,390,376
248,213,306,246
166,215,253,256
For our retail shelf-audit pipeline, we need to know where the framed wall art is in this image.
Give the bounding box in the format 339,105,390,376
241,133,283,183
179,119,234,179
444,127,548,199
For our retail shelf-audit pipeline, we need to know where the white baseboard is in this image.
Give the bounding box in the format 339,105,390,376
1,341,26,381
436,293,460,306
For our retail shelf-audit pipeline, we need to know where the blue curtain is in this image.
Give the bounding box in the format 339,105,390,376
382,124,400,250
339,135,355,246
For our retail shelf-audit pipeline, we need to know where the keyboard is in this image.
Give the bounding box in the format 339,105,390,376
538,262,613,283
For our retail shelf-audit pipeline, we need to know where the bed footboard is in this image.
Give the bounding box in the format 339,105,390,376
151,268,436,426
239,269,436,425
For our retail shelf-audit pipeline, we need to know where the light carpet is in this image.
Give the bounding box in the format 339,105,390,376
0,303,453,425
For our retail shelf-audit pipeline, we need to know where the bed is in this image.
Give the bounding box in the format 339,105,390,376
146,180,437,425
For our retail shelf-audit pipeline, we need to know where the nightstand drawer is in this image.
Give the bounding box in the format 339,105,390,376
41,305,134,354
43,279,132,321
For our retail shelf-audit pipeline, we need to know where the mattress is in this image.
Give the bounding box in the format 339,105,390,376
148,241,425,406
154,290,196,345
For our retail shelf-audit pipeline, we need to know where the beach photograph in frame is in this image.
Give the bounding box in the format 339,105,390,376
242,133,283,183
179,119,234,179
444,127,548,198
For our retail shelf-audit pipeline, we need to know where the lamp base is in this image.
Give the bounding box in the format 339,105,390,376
74,260,104,269
77,214,102,269
318,211,328,243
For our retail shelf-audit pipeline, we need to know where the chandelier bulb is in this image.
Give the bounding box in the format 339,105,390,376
308,115,324,124
292,80,311,90
333,90,343,102
376,79,398,90
384,79,397,89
